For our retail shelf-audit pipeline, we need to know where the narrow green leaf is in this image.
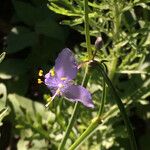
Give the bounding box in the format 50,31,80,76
0,108,9,126
0,83,7,110
48,3,82,17
0,52,6,63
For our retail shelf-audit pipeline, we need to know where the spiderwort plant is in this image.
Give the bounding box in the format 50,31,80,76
41,48,94,108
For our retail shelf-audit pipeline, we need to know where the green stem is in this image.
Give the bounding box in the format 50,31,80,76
69,70,106,150
68,98,132,150
98,63,137,150
108,57,118,81
108,0,120,81
59,1,92,149
69,63,137,150
84,0,92,59
98,64,107,117
58,65,89,150
69,117,101,150
106,5,136,149
68,102,122,150
98,75,106,117
68,64,106,150
58,102,80,150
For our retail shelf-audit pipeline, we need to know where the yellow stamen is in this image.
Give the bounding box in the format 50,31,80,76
45,97,52,107
38,78,43,84
45,88,60,108
49,67,55,77
61,77,67,81
38,70,43,76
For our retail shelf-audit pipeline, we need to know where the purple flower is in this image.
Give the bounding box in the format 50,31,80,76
44,48,94,108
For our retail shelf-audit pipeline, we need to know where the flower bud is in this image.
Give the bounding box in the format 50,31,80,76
95,37,103,50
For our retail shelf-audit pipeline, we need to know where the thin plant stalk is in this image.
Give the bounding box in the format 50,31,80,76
69,63,137,150
58,65,89,150
69,1,137,149
98,64,107,117
58,0,92,149
68,117,101,150
69,65,106,150
97,64,137,150
84,0,92,59
68,64,107,150
58,102,79,150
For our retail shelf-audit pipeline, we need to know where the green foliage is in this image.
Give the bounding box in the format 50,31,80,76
0,52,6,63
0,108,9,126
0,83,7,110
0,78,9,126
48,0,150,149
8,94,54,149
0,0,68,148
0,53,9,127
0,0,150,149
0,0,68,97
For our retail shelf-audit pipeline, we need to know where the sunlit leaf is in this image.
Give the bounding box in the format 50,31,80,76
48,3,82,17
8,94,55,122
0,52,6,63
0,83,7,110
0,108,9,126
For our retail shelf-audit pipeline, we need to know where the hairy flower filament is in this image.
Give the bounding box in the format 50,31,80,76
45,88,61,107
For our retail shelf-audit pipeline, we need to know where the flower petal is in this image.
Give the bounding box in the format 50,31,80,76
44,73,59,95
63,85,94,108
55,48,78,80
